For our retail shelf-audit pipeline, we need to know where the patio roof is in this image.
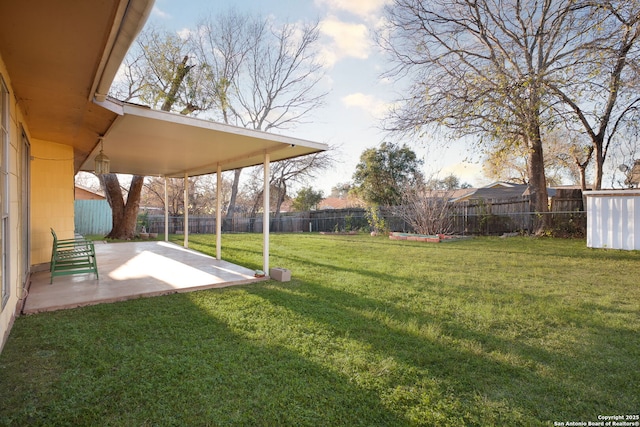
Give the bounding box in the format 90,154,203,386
80,98,328,178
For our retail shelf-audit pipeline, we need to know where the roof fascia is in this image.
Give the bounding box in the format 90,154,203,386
92,0,155,102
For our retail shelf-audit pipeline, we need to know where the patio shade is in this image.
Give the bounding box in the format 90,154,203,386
80,98,328,177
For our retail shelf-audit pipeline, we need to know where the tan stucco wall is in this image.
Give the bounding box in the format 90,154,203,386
30,139,75,265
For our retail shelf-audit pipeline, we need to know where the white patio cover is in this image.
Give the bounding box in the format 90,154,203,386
82,98,327,177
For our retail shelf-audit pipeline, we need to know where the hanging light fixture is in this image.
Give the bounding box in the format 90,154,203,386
94,137,110,175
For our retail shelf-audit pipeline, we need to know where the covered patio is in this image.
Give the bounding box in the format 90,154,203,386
23,97,327,314
23,241,267,314
82,97,328,275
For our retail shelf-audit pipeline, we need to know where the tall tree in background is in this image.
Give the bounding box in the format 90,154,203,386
482,129,583,188
547,2,640,190
141,175,227,216
195,11,257,222
292,187,324,211
243,150,333,226
378,0,639,232
105,27,206,239
353,142,424,207
196,11,329,221
426,174,472,191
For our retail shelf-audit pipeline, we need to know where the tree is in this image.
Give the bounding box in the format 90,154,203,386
195,11,328,220
396,183,456,235
353,142,423,206
381,0,640,205
104,27,206,239
378,0,632,232
141,175,227,216
112,26,210,114
292,187,324,211
546,2,640,190
426,174,471,191
331,182,354,198
482,130,584,188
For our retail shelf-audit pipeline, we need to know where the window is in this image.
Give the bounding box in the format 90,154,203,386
1,75,9,308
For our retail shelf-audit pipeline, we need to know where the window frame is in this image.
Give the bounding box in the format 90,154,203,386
1,74,10,309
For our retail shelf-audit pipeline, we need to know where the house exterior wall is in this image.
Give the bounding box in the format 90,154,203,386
0,56,26,351
30,139,75,265
0,52,76,351
586,190,640,250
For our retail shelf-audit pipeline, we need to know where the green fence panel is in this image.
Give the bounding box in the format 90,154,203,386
74,200,112,235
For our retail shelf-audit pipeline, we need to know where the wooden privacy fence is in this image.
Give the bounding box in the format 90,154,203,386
450,189,585,235
74,200,112,235
147,213,312,234
146,209,373,234
451,196,535,235
144,190,586,236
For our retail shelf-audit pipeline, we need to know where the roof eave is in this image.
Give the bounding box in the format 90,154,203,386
92,0,155,102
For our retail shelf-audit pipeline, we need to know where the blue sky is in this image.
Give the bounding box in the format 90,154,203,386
146,0,487,194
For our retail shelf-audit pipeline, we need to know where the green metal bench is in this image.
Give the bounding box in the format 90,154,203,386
50,228,99,284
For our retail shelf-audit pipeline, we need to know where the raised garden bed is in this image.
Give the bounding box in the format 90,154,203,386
389,232,471,243
319,231,359,235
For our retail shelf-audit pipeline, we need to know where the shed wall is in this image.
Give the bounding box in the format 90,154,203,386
586,191,640,250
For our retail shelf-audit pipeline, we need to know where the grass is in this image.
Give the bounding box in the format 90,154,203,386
1,234,639,426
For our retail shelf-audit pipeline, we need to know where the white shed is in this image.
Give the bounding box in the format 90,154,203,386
585,189,640,250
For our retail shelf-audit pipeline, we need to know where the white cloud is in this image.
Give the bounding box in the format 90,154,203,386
315,0,391,20
342,92,389,119
176,27,193,40
152,6,171,20
319,16,371,67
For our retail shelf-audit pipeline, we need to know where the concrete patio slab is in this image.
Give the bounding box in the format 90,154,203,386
23,241,267,314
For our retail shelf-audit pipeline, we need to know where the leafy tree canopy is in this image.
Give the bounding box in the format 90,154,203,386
353,142,424,206
291,187,324,211
427,174,472,191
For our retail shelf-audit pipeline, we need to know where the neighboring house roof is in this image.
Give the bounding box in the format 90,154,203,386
446,188,476,200
452,182,556,202
318,197,364,210
75,185,106,200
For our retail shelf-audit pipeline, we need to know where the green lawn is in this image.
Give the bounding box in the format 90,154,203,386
1,234,639,426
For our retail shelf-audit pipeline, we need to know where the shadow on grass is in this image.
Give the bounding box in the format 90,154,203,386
0,293,406,426
174,233,640,422
245,275,638,424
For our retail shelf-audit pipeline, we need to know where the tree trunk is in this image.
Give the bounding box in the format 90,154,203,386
225,168,242,221
101,174,145,239
579,167,587,191
161,55,193,112
273,183,287,232
574,146,592,191
526,131,550,235
593,139,605,190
